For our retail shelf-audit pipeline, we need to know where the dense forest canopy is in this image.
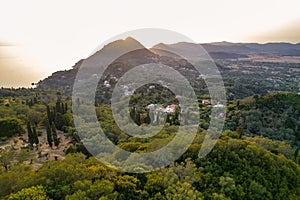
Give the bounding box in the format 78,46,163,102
0,87,299,199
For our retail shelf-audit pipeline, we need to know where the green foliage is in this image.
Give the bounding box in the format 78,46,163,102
0,117,24,137
7,185,49,200
194,136,300,199
0,149,15,171
65,190,90,200
46,122,53,147
0,87,300,199
0,143,299,200
225,92,300,147
32,125,39,145
51,123,59,147
27,122,34,146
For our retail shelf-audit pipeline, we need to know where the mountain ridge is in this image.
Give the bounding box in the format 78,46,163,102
37,37,300,94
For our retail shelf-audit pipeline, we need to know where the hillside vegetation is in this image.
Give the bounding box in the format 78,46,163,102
0,88,299,199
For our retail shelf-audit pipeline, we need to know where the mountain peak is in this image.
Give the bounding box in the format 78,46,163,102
124,36,138,42
94,36,145,57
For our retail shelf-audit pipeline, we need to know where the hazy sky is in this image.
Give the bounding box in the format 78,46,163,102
1,0,300,87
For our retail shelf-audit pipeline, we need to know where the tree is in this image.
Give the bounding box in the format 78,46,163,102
65,190,89,200
61,103,65,114
135,112,141,126
27,110,41,126
144,111,151,125
56,99,62,114
0,117,24,137
27,121,34,146
165,181,203,200
65,102,68,113
8,185,49,200
0,149,15,171
219,176,236,196
46,105,52,124
32,125,39,146
249,181,268,199
16,150,33,164
51,123,59,147
46,122,53,148
236,126,244,139
87,179,116,199
114,175,141,199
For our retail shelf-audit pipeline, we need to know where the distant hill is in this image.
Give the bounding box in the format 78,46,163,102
37,37,218,93
37,38,300,99
154,41,300,56
37,37,147,91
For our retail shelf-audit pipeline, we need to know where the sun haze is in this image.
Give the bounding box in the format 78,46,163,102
0,0,300,87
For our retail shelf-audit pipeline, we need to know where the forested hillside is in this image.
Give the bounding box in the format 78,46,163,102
0,88,299,199
225,92,300,147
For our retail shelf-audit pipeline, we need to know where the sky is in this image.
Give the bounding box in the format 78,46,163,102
0,0,300,87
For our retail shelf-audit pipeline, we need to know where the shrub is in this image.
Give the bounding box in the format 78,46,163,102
0,117,24,137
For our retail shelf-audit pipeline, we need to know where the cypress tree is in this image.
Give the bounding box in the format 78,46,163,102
61,103,65,114
135,112,141,126
51,123,59,147
65,103,68,112
237,126,244,139
46,122,53,148
32,125,39,145
130,107,136,122
27,122,34,146
53,107,57,123
56,99,62,114
46,105,52,124
145,111,151,124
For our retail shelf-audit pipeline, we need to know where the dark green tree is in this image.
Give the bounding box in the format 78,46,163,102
61,103,65,114
46,122,53,148
32,125,39,146
46,105,53,125
0,117,25,137
130,107,136,122
135,112,141,126
236,126,244,139
65,103,68,113
56,99,62,114
51,123,59,147
27,122,34,146
144,110,151,124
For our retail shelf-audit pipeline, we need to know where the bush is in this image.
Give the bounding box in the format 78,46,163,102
0,117,25,137
37,130,42,136
7,185,49,200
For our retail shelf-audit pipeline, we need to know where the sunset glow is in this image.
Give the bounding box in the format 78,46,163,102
1,0,300,87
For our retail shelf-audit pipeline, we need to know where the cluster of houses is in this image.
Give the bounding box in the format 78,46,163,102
145,104,180,124
146,104,177,114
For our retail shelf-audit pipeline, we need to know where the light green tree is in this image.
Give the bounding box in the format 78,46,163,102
8,185,49,200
